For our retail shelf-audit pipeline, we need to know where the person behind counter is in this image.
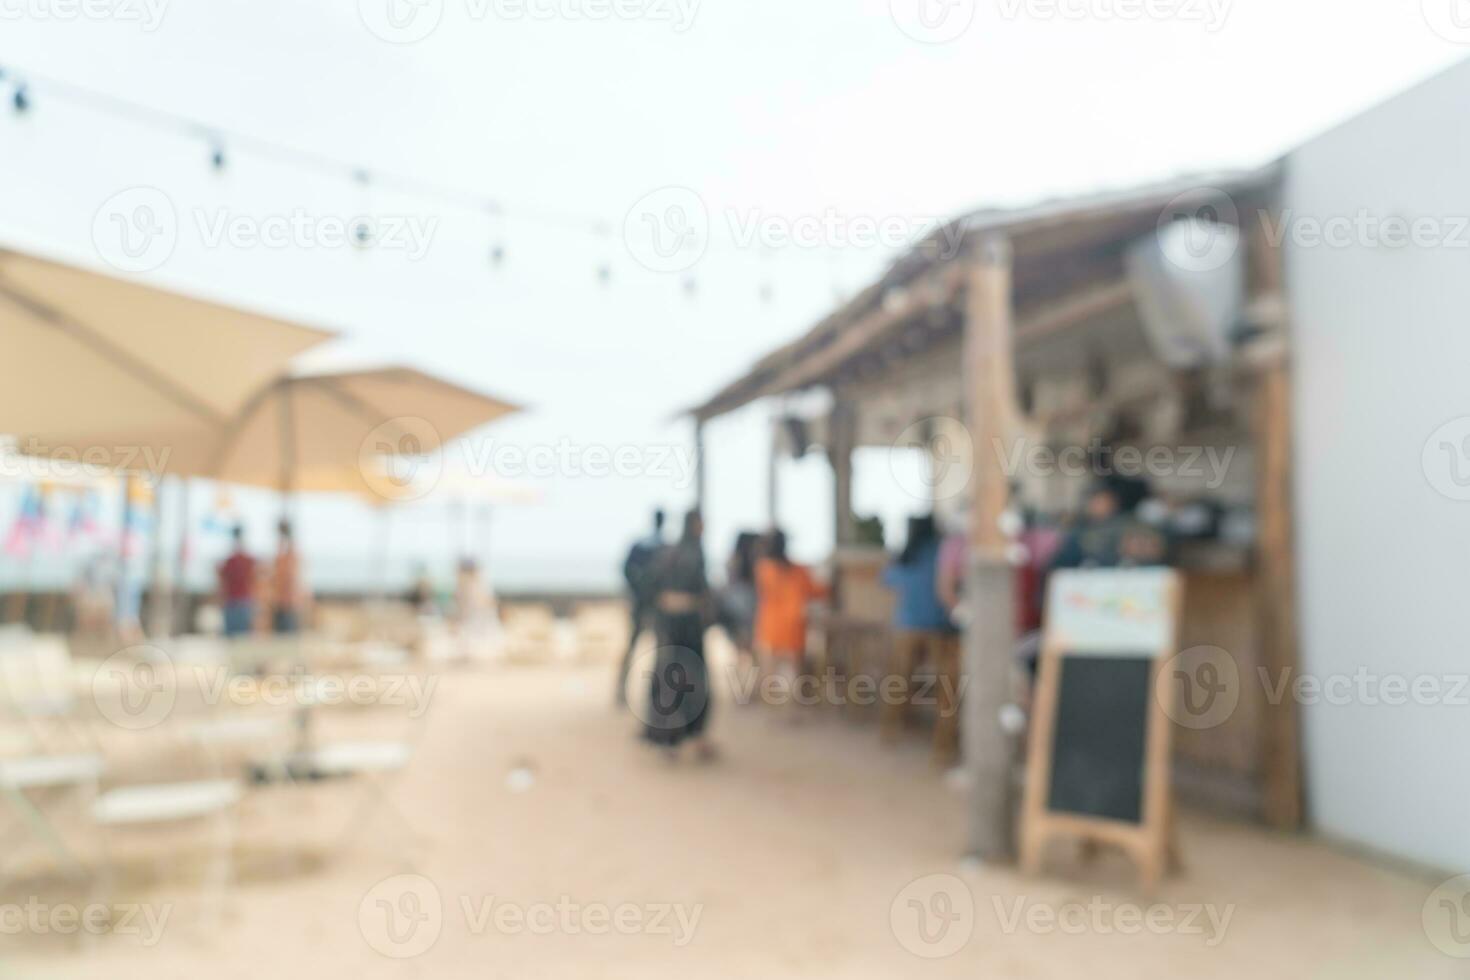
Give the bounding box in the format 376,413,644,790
1051,482,1172,573
1050,483,1127,570
881,514,961,767
1023,485,1168,688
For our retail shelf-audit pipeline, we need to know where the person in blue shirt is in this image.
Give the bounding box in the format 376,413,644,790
881,514,961,766
615,508,666,707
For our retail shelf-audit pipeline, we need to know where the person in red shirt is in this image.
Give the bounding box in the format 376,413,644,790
217,524,257,638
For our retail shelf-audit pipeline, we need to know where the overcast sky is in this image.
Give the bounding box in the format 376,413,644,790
0,0,1463,591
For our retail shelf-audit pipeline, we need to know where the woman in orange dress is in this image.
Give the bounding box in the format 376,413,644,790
754,530,828,716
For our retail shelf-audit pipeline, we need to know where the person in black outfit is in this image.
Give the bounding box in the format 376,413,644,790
642,509,716,761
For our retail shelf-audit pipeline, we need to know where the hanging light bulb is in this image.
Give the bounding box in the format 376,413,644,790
210,141,227,171
350,169,374,249
12,83,30,114
597,263,611,285
484,200,506,271
757,245,775,306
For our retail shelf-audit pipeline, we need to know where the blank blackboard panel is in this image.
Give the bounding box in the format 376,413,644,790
1047,655,1153,824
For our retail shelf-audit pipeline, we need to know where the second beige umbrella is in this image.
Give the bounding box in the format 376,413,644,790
168,365,521,500
174,367,519,631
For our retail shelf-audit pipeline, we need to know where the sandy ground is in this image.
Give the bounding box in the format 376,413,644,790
1,653,1459,979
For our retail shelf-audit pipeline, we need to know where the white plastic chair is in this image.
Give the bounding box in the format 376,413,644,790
86,646,243,927
0,634,104,880
92,779,241,825
256,665,426,862
0,753,103,878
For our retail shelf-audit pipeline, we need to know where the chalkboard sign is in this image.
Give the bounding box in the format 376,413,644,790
1020,568,1182,888
1048,655,1153,823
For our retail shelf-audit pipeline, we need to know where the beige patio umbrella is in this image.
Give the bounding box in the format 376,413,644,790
381,465,544,510
155,366,519,630
25,362,521,500
358,463,543,598
0,247,335,464
0,246,335,629
182,366,522,502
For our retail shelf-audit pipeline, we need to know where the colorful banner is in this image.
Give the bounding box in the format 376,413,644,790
66,488,103,545
3,484,46,558
201,487,238,537
120,479,154,559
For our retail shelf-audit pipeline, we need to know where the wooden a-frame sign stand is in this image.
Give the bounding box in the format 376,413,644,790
1019,568,1185,889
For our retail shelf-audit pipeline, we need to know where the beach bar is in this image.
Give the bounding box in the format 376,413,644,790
688,167,1306,856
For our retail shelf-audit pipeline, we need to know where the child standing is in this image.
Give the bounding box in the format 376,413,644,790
754,530,828,718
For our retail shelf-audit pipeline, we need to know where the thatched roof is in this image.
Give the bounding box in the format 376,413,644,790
689,166,1280,423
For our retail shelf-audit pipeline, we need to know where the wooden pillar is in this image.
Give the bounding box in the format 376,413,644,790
693,418,707,513
830,401,856,547
767,415,781,528
962,236,1020,861
1255,356,1303,830
1249,202,1303,831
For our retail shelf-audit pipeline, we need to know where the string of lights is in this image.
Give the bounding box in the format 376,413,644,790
0,62,883,301
0,62,614,235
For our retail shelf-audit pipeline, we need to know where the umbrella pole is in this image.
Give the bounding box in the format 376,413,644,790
480,505,497,611
480,504,494,572
115,474,128,625
173,478,190,635
462,500,470,564
145,477,168,639
449,498,464,567
277,380,296,527
37,576,60,632
377,507,392,602
38,489,65,632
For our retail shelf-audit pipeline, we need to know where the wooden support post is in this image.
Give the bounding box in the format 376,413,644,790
962,236,1020,861
767,414,781,528
693,418,707,513
1255,358,1303,830
1248,204,1303,832
830,401,856,548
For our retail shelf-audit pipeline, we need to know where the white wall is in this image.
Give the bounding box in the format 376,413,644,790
1285,59,1470,872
